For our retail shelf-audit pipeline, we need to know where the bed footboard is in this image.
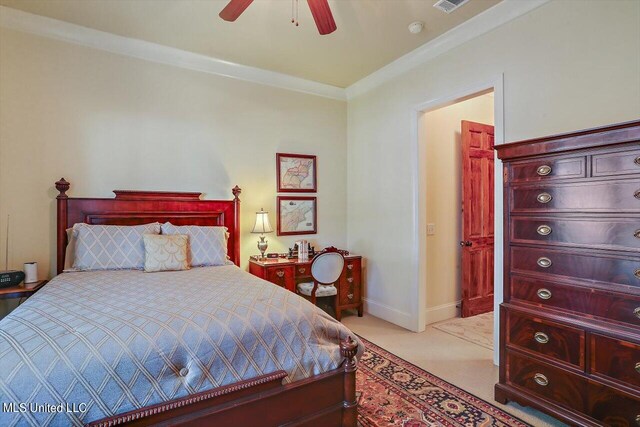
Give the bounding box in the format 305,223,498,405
89,337,359,427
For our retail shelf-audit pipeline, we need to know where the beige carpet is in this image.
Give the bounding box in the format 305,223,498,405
432,312,494,350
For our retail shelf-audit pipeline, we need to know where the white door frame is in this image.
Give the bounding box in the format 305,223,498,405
410,74,504,365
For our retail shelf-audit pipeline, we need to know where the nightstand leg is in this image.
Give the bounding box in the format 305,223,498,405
357,304,363,317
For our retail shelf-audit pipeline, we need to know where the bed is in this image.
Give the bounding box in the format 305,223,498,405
0,179,362,426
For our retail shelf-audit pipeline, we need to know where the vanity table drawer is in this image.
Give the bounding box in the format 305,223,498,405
266,266,295,290
339,259,361,306
507,311,584,369
511,246,640,288
510,217,640,252
510,179,640,212
510,156,586,183
589,334,640,391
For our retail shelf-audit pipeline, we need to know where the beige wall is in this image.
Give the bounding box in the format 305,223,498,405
423,93,494,324
347,0,640,330
0,29,347,313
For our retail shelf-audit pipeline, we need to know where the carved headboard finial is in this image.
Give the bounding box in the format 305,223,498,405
232,185,241,201
55,178,70,199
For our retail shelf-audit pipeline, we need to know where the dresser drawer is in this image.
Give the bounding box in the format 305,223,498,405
507,311,584,369
592,148,640,177
506,350,586,413
510,179,640,213
510,276,640,328
510,216,640,252
587,381,640,427
510,156,586,183
511,246,640,289
589,334,640,391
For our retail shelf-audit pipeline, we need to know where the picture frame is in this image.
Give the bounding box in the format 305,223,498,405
277,196,317,236
276,153,317,193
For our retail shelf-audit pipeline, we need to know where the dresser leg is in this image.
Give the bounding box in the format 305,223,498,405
494,384,509,404
357,304,363,317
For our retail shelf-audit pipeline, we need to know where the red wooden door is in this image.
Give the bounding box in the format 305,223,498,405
460,120,494,317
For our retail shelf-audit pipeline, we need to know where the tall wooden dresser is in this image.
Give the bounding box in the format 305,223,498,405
495,120,640,426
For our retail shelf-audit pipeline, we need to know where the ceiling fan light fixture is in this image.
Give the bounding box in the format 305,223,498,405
408,21,424,34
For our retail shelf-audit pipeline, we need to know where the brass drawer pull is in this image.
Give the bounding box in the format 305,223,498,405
537,257,552,268
635,156,640,166
636,414,640,426
536,165,552,176
298,267,306,274
537,192,552,204
635,189,640,200
533,373,549,386
537,288,552,300
537,225,552,236
635,269,640,279
347,278,354,283
347,264,354,270
347,293,354,300
635,229,640,239
276,270,285,278
635,362,640,374
634,307,640,319
534,332,549,344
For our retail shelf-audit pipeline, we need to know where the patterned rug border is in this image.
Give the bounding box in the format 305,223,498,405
356,335,531,427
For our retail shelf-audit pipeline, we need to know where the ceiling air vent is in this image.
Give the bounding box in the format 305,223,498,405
433,0,470,14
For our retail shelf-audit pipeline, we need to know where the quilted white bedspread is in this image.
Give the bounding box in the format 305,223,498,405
0,265,363,426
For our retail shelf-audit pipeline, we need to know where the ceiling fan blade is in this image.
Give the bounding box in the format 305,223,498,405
307,0,337,35
219,0,254,22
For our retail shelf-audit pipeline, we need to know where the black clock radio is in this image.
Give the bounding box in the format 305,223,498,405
0,270,24,288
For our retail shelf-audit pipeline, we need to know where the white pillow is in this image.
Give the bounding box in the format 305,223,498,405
143,234,190,273
161,223,229,267
63,228,78,272
73,222,161,271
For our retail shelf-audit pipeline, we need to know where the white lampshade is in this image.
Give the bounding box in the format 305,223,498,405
251,209,273,234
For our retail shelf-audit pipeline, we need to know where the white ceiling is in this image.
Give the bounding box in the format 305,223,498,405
0,0,501,88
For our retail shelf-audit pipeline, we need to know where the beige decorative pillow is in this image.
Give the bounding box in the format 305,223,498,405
143,234,190,273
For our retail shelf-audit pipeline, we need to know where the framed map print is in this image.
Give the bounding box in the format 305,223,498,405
277,196,317,236
276,153,317,192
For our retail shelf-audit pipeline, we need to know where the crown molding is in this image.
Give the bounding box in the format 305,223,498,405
0,6,347,101
345,0,550,100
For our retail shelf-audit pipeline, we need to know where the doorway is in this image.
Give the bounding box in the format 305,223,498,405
420,91,495,350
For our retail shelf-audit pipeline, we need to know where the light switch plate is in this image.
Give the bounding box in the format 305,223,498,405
427,223,436,235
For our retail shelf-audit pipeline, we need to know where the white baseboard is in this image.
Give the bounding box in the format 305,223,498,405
363,298,414,330
424,301,461,326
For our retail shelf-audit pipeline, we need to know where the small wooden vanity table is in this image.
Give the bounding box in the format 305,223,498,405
249,255,363,321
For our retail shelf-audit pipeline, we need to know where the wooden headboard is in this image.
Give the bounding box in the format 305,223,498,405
55,178,241,274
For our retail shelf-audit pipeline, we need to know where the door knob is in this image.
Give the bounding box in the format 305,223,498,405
459,241,472,247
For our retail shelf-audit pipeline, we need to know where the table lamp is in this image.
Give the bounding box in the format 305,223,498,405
251,208,274,260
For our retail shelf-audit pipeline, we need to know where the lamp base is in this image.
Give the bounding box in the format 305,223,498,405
257,236,268,261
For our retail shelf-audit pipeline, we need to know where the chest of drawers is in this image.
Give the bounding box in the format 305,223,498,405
495,120,640,427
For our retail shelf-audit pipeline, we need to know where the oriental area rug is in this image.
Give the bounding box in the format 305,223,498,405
356,337,529,427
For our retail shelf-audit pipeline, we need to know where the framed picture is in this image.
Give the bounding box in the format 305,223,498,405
277,196,317,236
276,153,317,192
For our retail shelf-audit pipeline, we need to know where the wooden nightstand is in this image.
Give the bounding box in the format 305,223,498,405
249,256,363,321
0,280,47,300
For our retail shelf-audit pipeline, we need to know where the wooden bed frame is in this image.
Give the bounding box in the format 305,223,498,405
54,178,359,427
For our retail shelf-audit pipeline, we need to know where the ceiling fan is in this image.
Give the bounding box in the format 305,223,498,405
219,0,337,35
